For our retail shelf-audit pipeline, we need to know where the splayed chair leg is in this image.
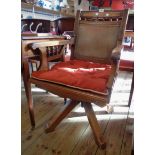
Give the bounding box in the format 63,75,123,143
83,102,106,149
26,82,35,129
23,59,35,129
45,100,79,133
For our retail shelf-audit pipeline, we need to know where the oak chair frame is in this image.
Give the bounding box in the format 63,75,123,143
22,10,128,149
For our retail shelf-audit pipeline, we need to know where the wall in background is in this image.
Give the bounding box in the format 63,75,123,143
21,2,74,21
92,0,133,10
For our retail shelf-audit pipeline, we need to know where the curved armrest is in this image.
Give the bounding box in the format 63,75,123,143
111,45,123,61
28,39,74,71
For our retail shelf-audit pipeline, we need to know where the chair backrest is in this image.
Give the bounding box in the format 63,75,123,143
72,10,128,63
53,17,75,35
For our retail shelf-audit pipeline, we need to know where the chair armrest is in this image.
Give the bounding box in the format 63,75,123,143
111,45,123,61
107,44,127,94
107,45,124,95
28,39,74,71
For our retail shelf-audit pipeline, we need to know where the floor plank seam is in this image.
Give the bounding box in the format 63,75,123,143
95,110,113,154
70,123,90,155
22,103,62,153
119,106,131,155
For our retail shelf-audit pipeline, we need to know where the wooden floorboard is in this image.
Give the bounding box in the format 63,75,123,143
120,101,134,155
71,110,111,155
21,71,134,155
95,106,129,155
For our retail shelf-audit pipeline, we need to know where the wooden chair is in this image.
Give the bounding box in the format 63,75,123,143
23,10,128,149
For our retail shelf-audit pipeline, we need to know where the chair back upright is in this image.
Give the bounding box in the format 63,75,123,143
72,10,128,63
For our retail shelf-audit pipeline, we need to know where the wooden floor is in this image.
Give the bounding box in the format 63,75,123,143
21,71,134,155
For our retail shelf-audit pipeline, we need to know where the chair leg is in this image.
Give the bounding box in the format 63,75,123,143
24,82,35,129
23,60,35,129
128,73,134,107
45,100,79,133
83,102,106,149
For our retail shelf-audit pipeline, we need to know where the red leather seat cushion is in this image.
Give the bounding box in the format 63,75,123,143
32,60,112,95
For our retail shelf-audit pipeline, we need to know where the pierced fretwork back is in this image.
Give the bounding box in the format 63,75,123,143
72,10,128,63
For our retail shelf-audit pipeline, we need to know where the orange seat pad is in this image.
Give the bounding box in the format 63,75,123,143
32,60,112,95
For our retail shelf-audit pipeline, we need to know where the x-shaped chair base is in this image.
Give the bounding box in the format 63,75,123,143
44,100,106,149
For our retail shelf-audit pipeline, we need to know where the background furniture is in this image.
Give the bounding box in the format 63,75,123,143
22,17,75,72
53,17,75,35
21,19,52,71
21,19,51,33
119,50,134,107
119,13,134,107
124,13,134,50
52,16,75,55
